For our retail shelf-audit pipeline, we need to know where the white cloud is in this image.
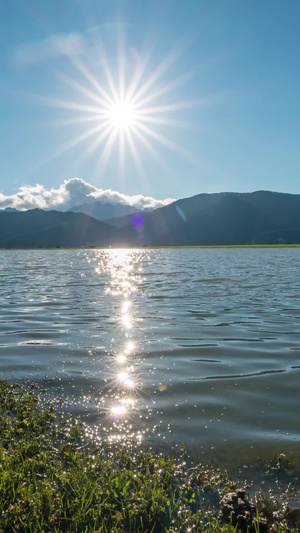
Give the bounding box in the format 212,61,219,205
13,33,86,67
0,178,175,211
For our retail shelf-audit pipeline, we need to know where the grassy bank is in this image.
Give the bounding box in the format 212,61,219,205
0,381,299,532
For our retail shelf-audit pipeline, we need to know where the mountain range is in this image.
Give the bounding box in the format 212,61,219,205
68,200,143,221
1,190,300,248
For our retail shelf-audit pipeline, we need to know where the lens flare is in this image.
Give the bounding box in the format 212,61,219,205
36,34,205,179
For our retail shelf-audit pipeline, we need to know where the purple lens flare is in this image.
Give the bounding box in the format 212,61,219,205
132,214,144,233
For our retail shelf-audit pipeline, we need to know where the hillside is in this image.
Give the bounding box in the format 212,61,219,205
1,191,300,248
115,191,300,246
0,209,135,248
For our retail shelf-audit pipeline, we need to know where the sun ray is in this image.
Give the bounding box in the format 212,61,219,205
53,69,111,109
125,129,148,183
52,121,113,159
137,99,206,114
70,56,115,105
130,43,186,106
74,124,114,163
117,20,125,101
132,68,200,110
52,124,115,182
125,44,154,102
135,115,191,130
32,32,205,182
38,122,113,171
131,125,170,172
97,128,119,172
82,25,120,103
134,121,197,162
118,128,125,177
38,95,103,115
46,114,106,127
19,121,113,181
98,41,119,102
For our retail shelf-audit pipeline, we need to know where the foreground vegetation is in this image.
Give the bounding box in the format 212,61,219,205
0,381,299,532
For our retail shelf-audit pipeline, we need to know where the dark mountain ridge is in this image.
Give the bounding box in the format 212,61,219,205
1,191,300,248
119,190,300,246
0,209,135,248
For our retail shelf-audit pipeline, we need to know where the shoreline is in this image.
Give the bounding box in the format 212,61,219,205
1,380,300,532
0,244,300,251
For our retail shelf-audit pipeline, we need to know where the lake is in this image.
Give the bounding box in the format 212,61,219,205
1,248,300,471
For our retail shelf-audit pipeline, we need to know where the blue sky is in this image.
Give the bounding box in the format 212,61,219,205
1,0,300,208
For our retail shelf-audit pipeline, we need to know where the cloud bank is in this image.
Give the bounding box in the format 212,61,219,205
0,178,175,211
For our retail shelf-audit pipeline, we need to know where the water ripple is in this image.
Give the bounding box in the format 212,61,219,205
1,247,300,467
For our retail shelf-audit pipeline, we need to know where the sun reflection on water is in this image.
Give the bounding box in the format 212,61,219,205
116,370,135,388
116,353,127,364
121,312,132,329
92,249,146,445
111,404,127,416
125,341,135,353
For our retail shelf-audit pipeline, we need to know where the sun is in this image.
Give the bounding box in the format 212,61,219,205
107,100,137,131
41,34,201,178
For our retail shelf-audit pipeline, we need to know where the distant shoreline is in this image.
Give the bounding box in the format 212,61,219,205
0,244,300,251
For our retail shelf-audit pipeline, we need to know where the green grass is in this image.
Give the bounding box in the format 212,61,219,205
0,380,299,532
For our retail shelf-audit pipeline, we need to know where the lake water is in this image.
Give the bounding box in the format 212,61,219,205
1,248,300,471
